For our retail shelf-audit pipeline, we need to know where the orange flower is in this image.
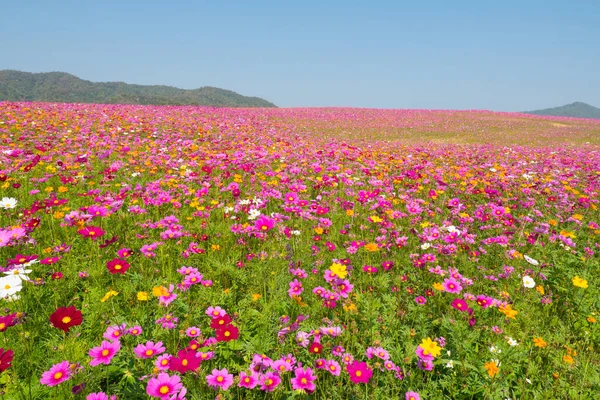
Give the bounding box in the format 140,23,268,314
498,304,518,319
563,355,574,365
364,243,379,252
484,360,500,377
533,337,547,348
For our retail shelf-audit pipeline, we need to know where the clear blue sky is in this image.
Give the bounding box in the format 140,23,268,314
1,0,599,110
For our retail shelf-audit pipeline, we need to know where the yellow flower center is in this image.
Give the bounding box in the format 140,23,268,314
114,265,122,270
224,331,231,337
0,323,5,330
53,372,63,380
217,376,224,382
182,359,188,366
101,350,109,356
145,350,153,356
355,371,362,377
159,385,169,394
62,316,72,324
301,378,307,384
4,284,10,289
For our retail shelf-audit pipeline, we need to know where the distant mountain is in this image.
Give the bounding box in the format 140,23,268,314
0,70,276,108
524,102,600,119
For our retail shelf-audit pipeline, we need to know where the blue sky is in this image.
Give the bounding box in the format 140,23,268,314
1,0,599,110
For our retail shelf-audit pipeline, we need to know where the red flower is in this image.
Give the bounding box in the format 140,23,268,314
0,348,14,372
0,314,17,332
169,349,201,373
308,341,323,354
215,324,239,342
77,226,105,240
106,258,130,274
347,361,373,384
210,314,232,329
49,306,83,333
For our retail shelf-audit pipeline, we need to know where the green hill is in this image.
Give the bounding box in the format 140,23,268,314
524,102,600,119
0,70,276,107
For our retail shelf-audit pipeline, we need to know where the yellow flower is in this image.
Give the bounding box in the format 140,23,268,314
419,337,441,358
533,337,547,348
252,293,262,301
563,355,574,365
345,209,354,217
364,243,379,252
58,186,68,193
314,227,324,235
499,304,518,319
152,286,169,297
587,316,597,323
433,282,444,291
548,219,558,226
370,215,382,223
137,292,149,301
572,276,588,289
484,360,500,377
101,290,119,302
535,285,545,295
329,263,347,279
211,244,221,251
343,302,358,313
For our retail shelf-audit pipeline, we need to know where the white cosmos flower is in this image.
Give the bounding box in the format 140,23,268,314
489,345,502,354
1,197,17,209
247,209,261,220
506,337,519,346
421,242,431,250
524,255,539,266
291,230,301,236
522,275,536,289
0,275,23,298
445,360,454,369
4,268,32,281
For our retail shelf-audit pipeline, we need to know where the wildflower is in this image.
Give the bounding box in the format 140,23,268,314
442,277,462,293
146,373,183,399
77,226,105,240
572,276,588,289
522,275,535,288
40,360,72,386
533,337,547,348
169,349,201,373
252,293,262,301
309,341,323,354
87,393,116,400
128,326,143,336
215,324,239,342
185,327,201,337
406,392,421,400
89,340,120,366
499,304,518,319
451,298,469,312
0,275,23,298
137,292,149,301
417,337,442,360
364,242,379,252
0,348,14,372
49,306,83,333
347,361,373,384
290,366,317,392
0,197,17,209
206,368,234,391
101,290,119,303
134,341,166,359
524,255,539,266
106,258,130,274
484,360,500,377
238,371,259,389
329,263,347,279
325,359,341,376
259,371,281,391
103,324,126,341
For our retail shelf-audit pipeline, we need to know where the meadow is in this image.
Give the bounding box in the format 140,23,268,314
0,101,599,399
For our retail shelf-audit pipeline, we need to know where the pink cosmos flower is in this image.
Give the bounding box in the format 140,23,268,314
238,371,259,389
146,373,183,399
89,340,120,366
134,341,166,359
87,392,117,400
103,324,126,341
185,326,201,337
451,298,469,312
206,368,234,391
406,392,421,400
288,279,303,298
346,361,373,384
40,360,71,386
290,366,317,392
254,215,275,232
259,371,281,392
442,277,462,294
127,326,143,336
205,306,226,318
325,359,341,376
155,354,172,371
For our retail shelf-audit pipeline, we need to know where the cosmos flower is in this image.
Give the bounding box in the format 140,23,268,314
146,373,183,399
49,306,83,333
346,361,373,384
40,360,72,386
206,368,234,391
89,340,121,366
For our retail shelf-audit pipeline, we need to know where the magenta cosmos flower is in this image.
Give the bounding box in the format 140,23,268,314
451,298,469,312
442,277,462,294
87,392,117,400
259,371,281,392
134,341,165,359
406,391,421,400
346,361,373,384
238,371,259,389
290,366,317,392
40,360,71,386
206,368,234,391
146,373,183,399
89,340,120,366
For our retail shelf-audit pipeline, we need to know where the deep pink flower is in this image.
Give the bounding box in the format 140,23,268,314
238,371,259,389
290,366,317,392
40,360,71,386
259,371,281,392
451,298,469,312
346,361,373,384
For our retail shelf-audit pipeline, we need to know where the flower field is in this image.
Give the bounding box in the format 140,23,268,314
1,101,599,399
